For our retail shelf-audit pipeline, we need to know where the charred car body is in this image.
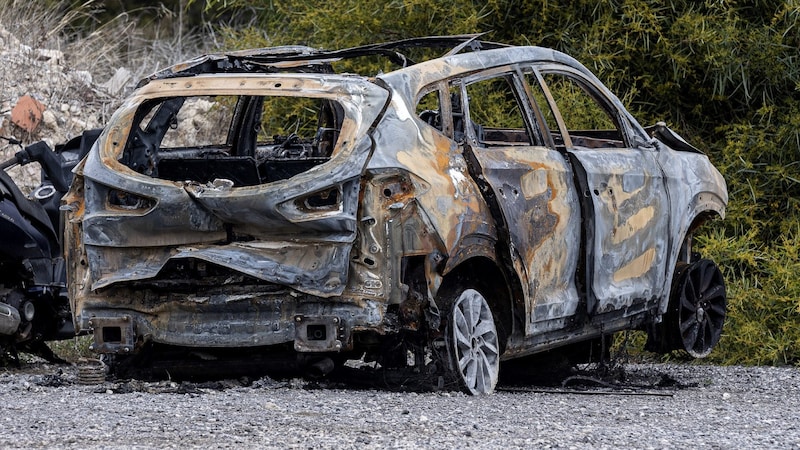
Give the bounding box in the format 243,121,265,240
64,36,728,393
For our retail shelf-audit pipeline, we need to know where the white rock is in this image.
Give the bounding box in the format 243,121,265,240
69,117,87,130
102,67,132,96
70,70,93,86
41,109,58,129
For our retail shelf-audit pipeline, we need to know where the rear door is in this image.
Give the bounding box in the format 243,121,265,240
454,68,583,335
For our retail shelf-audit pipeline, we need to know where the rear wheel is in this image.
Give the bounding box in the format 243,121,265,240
444,288,500,395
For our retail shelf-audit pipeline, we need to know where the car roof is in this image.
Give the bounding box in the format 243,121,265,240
140,34,598,98
377,44,595,92
137,35,510,87
135,35,644,140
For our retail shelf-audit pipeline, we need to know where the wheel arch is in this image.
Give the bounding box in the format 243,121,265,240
660,199,726,316
435,256,518,353
686,191,726,228
677,190,726,258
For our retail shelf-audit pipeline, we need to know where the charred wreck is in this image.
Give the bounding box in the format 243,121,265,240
64,36,728,394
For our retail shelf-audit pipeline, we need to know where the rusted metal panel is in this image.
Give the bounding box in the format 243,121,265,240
73,75,388,295
63,158,91,324
467,145,582,334
66,74,392,352
654,139,728,314
366,98,497,273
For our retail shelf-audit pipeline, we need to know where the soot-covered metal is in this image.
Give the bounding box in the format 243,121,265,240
64,35,728,394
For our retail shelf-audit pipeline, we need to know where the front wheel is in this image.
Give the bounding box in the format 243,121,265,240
647,259,727,357
444,288,500,395
674,259,727,357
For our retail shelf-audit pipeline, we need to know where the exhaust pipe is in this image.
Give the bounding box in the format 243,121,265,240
0,303,21,336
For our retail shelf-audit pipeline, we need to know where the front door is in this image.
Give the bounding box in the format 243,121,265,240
531,67,670,314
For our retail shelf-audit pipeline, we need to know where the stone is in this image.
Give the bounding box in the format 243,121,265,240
41,109,58,129
70,70,93,86
102,67,132,96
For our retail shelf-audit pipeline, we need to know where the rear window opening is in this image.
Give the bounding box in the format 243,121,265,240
120,94,344,186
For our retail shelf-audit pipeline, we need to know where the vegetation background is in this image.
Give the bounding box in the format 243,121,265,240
11,0,800,365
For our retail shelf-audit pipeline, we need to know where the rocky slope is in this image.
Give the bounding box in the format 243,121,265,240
0,23,130,190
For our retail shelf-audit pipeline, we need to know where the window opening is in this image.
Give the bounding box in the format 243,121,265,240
464,75,532,147
538,72,626,149
122,94,344,186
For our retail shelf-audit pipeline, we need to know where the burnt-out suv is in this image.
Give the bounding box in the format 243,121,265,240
64,36,727,394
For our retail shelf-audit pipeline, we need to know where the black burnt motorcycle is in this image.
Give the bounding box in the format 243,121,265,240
0,130,99,362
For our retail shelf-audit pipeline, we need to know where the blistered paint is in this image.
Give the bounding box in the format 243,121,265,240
613,247,657,283
569,148,670,313
612,206,655,245
386,116,495,260
520,168,548,198
467,145,581,333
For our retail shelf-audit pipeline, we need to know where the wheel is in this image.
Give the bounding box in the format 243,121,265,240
673,259,727,358
444,288,500,395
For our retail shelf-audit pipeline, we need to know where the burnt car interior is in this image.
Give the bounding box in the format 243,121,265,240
120,95,344,187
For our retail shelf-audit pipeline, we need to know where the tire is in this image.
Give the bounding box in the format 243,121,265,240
648,259,727,357
672,259,727,357
443,288,500,395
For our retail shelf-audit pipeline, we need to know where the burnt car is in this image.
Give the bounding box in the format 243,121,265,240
64,35,727,394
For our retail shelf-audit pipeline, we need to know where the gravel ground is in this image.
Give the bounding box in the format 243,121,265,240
0,361,798,449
